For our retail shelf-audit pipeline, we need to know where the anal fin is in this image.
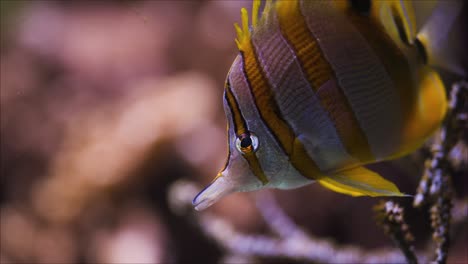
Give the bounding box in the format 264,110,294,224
317,166,406,197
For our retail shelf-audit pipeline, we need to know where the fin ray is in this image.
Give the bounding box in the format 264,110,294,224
317,166,405,197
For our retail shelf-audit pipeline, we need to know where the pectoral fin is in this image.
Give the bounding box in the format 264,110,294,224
317,166,406,197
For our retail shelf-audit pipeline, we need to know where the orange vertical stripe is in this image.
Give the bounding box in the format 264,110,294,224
276,0,333,89
276,0,374,162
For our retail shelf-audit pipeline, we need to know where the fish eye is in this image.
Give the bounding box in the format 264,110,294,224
236,132,259,154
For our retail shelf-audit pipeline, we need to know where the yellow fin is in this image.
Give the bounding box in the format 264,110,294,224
317,166,406,197
234,0,274,51
392,68,447,159
391,0,417,44
234,0,259,50
371,0,417,47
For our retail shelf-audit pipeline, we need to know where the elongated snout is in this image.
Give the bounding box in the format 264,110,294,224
192,175,236,211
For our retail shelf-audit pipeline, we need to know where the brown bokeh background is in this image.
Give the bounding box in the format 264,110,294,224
1,1,466,263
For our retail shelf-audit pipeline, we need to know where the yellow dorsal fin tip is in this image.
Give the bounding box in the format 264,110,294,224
235,0,268,51
252,0,260,27
234,23,242,42
241,8,249,37
235,39,241,50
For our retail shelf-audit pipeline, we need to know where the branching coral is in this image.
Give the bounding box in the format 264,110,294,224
169,181,429,263
413,81,467,263
375,201,417,264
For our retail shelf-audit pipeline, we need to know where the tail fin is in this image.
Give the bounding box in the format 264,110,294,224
416,0,468,76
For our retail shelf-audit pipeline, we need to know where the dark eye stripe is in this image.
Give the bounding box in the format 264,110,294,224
224,78,247,136
219,119,231,174
224,74,269,185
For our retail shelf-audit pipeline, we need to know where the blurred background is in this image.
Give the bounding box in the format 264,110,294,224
0,1,466,263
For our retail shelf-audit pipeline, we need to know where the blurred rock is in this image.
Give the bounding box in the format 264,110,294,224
0,206,37,263
174,121,226,181
33,227,76,264
0,206,76,263
197,1,249,50
88,205,168,264
18,1,170,85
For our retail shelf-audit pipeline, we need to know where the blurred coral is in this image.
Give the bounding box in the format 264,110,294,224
375,201,416,264
31,72,218,224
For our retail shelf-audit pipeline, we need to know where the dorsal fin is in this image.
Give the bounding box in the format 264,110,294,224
391,0,417,44
370,0,417,46
416,0,467,76
234,0,274,51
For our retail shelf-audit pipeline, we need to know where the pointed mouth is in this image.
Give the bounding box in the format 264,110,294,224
192,197,215,211
192,183,214,211
192,176,235,211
